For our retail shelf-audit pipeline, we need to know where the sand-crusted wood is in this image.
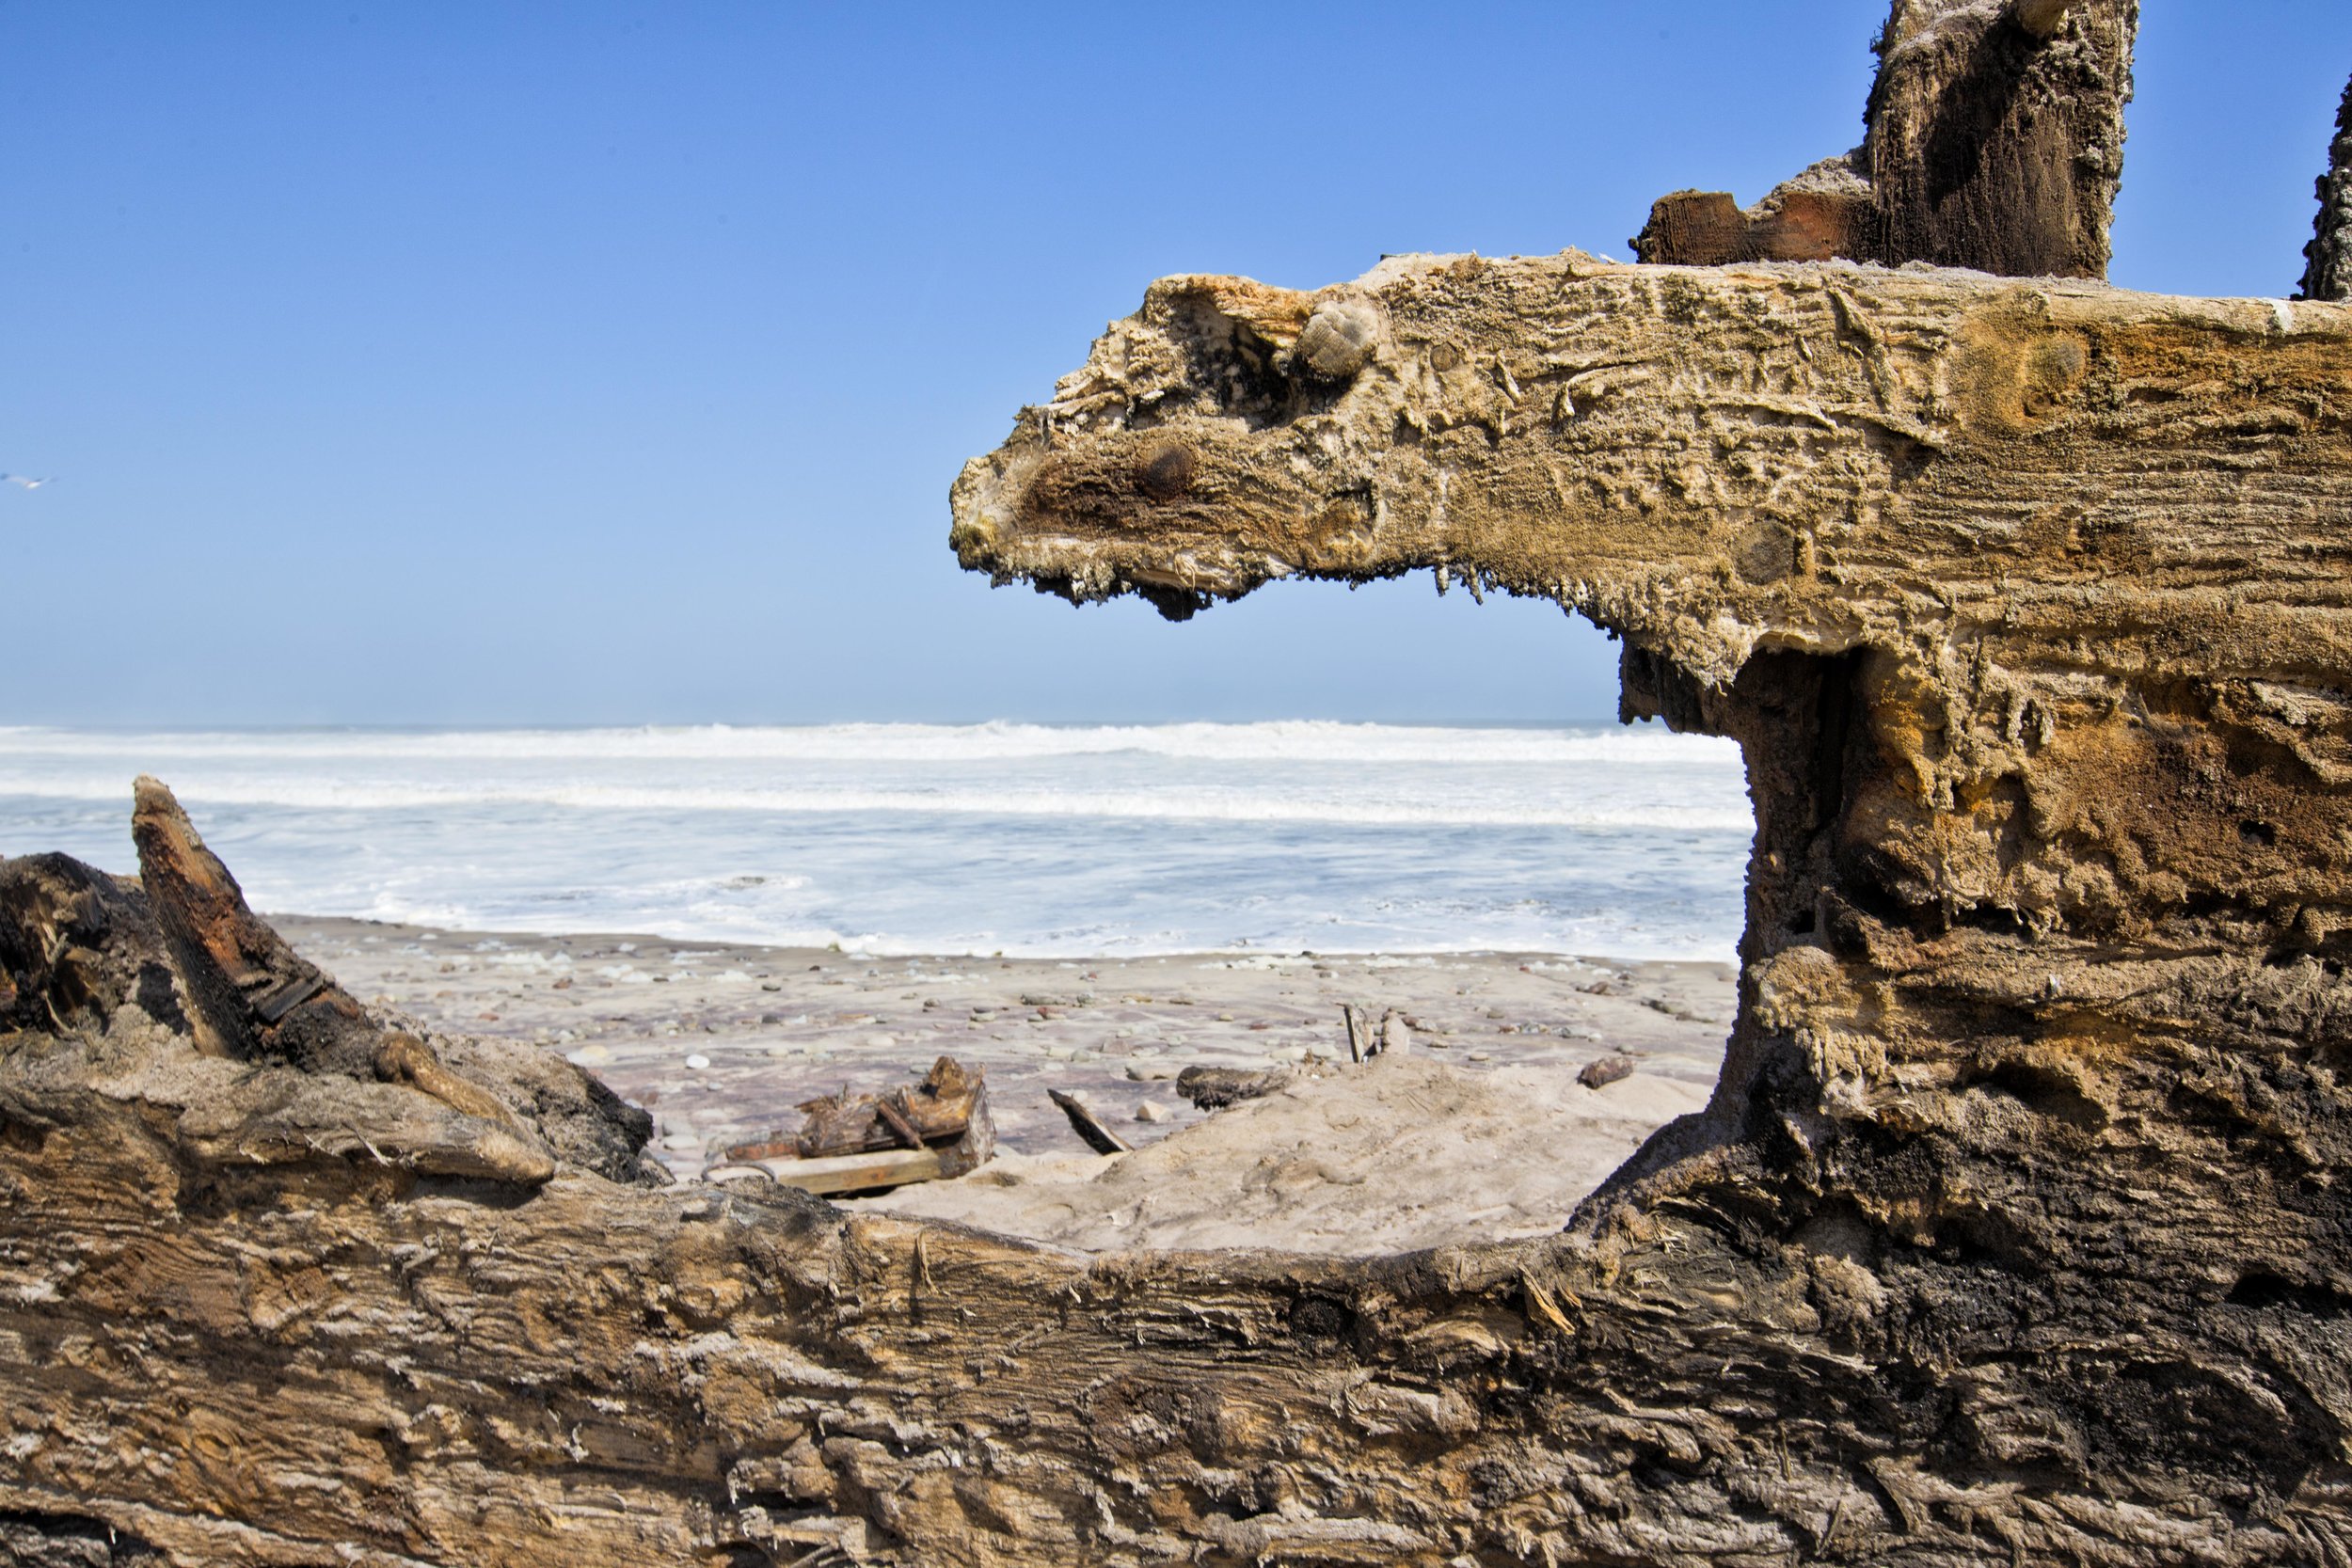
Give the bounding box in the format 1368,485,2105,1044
4,250,2351,1564
944,249,2352,1561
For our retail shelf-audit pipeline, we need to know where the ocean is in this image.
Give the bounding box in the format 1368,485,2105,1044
0,722,1752,961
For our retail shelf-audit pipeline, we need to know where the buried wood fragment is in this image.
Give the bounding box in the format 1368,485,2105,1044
1047,1088,1130,1155
1175,1064,1302,1110
790,1055,989,1159
1578,1054,1635,1090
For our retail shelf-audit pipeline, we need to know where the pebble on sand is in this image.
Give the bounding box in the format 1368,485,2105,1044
685,1053,711,1069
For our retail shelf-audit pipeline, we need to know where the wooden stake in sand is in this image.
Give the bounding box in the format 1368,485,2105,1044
1342,1004,1367,1063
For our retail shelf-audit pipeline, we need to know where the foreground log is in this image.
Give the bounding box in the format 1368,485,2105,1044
939,242,2352,1561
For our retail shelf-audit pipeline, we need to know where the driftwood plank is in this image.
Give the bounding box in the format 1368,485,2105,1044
744,1146,945,1196
1046,1088,1130,1155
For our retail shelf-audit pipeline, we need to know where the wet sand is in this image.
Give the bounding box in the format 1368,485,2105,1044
278,915,1738,1252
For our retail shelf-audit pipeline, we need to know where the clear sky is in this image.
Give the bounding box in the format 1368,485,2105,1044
6,3,2348,727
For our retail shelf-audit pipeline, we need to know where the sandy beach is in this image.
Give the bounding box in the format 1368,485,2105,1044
278,913,1736,1254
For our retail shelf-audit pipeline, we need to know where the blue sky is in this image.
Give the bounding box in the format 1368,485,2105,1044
5,2,2347,726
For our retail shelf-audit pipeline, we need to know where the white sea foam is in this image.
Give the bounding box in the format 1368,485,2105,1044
0,720,1732,767
0,773,1750,832
0,721,1754,960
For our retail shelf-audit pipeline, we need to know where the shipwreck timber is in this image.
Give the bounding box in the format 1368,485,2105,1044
7,3,2352,1563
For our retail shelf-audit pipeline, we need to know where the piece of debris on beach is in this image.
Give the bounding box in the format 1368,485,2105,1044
1046,1087,1130,1155
1176,1063,1310,1110
1578,1053,1636,1090
713,1054,994,1195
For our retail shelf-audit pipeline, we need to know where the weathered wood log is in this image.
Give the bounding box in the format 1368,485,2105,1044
1045,1087,1130,1155
0,851,185,1040
2302,73,2352,301
130,773,378,1073
1633,0,2137,277
1632,156,1872,268
128,777,588,1185
935,245,2352,1560
6,50,2352,1568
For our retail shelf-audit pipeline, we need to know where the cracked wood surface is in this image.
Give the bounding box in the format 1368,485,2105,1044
939,250,2352,1561
1,249,2349,1565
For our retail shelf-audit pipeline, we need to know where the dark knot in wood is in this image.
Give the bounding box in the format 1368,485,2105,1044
1137,442,1197,501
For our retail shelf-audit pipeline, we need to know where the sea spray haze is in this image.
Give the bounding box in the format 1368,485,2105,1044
0,721,1748,958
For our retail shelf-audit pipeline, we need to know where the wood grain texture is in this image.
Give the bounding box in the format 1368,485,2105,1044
3,246,2350,1564
943,248,2352,1562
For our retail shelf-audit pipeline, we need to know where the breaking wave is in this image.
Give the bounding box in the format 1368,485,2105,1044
0,720,1734,768
0,721,1752,959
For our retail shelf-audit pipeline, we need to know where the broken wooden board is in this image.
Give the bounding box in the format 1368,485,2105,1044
1045,1088,1129,1155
